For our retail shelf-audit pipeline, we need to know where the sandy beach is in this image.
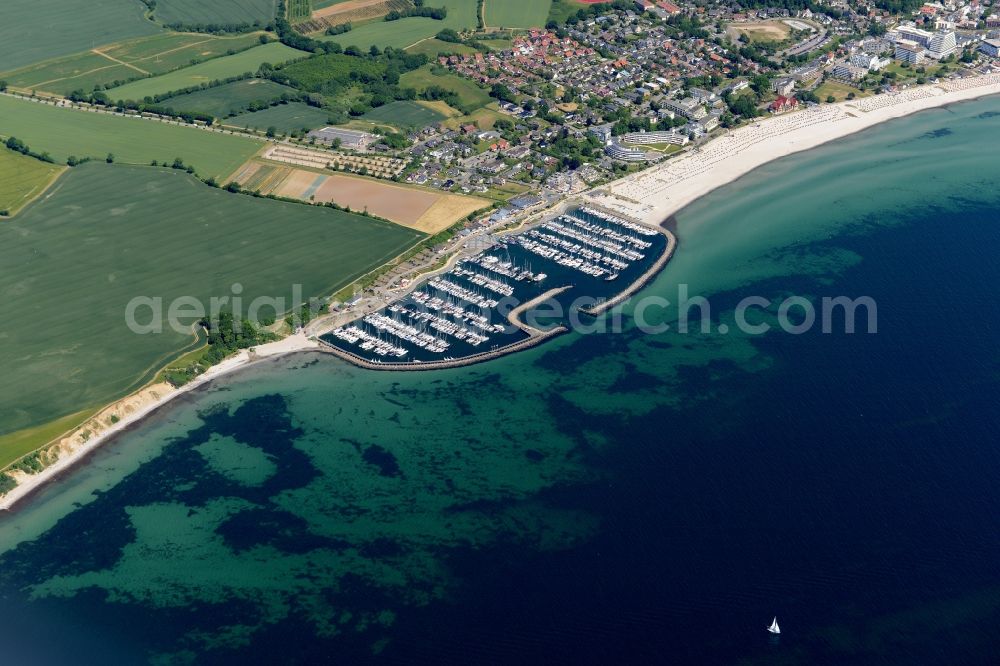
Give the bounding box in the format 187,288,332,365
0,333,318,512
588,73,1000,224
3,74,999,512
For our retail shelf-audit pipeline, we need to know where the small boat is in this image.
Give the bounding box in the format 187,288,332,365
767,617,780,635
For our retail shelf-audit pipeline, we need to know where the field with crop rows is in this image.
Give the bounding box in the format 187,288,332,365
158,79,300,118
0,147,64,217
107,42,308,100
318,0,478,50
0,0,161,71
0,163,423,461
153,0,278,26
0,95,262,178
228,102,333,132
1,33,266,96
362,101,447,128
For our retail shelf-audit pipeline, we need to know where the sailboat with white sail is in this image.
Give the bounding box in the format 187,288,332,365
767,617,781,635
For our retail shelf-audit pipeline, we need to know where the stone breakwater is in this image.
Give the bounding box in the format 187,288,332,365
581,226,676,317
319,207,672,367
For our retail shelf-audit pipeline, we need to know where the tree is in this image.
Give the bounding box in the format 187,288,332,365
106,153,115,163
826,95,836,103
266,126,277,137
490,83,516,103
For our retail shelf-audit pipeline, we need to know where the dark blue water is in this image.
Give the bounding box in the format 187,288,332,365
1,99,999,665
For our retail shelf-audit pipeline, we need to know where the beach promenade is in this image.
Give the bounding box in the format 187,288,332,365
589,74,1000,225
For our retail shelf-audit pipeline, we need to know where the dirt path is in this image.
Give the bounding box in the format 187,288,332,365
92,48,150,75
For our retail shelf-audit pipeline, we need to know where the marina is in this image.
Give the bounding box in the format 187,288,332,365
319,207,672,367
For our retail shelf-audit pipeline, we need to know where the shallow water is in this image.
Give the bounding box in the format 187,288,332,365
1,97,999,665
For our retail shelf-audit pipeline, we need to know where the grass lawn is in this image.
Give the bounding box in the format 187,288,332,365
644,143,683,155
479,38,513,51
153,0,278,26
227,102,334,133
0,0,161,72
405,38,479,58
362,100,448,128
441,104,507,130
882,62,922,82
483,0,552,29
320,0,479,50
1,33,270,96
0,94,262,179
727,21,792,44
814,80,868,102
0,163,424,464
159,79,300,118
0,147,64,216
400,65,493,112
547,0,594,25
108,42,309,101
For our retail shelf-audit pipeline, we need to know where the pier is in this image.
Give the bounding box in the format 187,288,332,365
318,205,674,368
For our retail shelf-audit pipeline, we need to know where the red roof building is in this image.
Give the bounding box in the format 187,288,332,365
770,96,799,113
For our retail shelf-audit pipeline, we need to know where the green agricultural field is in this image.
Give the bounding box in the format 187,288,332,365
158,79,300,118
0,148,64,217
228,102,333,132
404,38,478,58
153,0,278,27
314,0,350,9
483,0,552,29
547,0,592,25
1,33,266,96
107,42,308,101
0,95,262,179
362,101,447,128
0,163,423,465
321,0,479,50
0,0,162,72
400,64,493,111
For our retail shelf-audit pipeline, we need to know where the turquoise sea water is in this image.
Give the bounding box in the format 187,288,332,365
2,97,1000,664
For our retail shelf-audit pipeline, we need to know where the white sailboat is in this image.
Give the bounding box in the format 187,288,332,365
767,617,781,635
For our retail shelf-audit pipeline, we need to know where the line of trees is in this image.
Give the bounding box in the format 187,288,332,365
4,136,55,163
386,3,448,22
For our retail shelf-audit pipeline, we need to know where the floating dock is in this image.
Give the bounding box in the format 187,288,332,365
318,207,674,369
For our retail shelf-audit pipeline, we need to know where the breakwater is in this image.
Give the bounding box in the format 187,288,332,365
319,206,673,368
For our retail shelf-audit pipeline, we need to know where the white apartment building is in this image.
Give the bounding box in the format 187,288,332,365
928,31,957,58
850,53,890,71
895,39,925,65
896,25,933,47
832,63,867,81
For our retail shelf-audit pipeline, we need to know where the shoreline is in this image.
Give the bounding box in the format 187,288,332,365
3,75,999,513
0,333,318,512
587,74,1000,225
